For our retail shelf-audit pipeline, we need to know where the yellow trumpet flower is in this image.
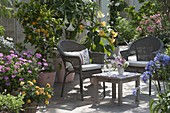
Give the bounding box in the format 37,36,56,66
109,38,115,44
46,83,51,88
111,31,118,37
100,21,106,27
32,79,36,83
99,30,105,36
27,99,31,104
79,25,85,31
45,99,49,105
20,81,25,86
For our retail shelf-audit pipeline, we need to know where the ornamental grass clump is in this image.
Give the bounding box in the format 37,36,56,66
142,53,170,113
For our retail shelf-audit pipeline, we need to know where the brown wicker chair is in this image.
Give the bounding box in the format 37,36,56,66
57,40,105,101
120,35,164,95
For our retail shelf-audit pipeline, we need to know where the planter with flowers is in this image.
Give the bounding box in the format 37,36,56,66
20,81,53,113
0,50,53,112
142,53,170,113
110,55,129,75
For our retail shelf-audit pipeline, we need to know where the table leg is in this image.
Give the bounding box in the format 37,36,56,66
112,83,116,99
94,78,99,104
135,77,140,103
118,81,122,105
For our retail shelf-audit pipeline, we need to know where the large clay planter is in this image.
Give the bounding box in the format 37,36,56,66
20,103,37,113
37,72,56,87
53,57,75,83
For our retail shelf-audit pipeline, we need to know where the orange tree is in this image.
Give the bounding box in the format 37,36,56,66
14,0,63,60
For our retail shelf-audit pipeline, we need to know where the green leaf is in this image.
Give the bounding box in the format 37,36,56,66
96,44,104,52
94,36,100,45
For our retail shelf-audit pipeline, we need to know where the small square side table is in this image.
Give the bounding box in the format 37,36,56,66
92,71,140,105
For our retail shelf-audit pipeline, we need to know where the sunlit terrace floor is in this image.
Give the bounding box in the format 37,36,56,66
36,46,158,113
36,73,159,113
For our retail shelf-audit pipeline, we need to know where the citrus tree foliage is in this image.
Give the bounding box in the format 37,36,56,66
0,0,13,36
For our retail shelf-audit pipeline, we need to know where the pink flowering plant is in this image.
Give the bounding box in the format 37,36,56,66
136,13,164,37
0,50,48,93
111,55,129,69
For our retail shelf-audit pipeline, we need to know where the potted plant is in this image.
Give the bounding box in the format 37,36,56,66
14,0,63,70
141,53,170,112
20,81,53,113
110,55,129,75
0,50,44,93
0,93,24,113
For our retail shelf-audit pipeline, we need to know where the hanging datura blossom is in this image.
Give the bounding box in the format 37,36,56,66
67,22,75,31
97,10,105,18
63,15,69,24
82,0,92,4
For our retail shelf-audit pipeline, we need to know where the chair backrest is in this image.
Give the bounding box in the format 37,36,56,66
57,40,86,56
129,35,164,61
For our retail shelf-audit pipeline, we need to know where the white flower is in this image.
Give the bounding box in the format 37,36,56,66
115,2,120,6
82,0,92,4
67,22,75,31
63,15,69,24
97,10,105,18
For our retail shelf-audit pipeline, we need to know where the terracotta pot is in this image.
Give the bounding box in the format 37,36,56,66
20,103,37,113
37,72,56,87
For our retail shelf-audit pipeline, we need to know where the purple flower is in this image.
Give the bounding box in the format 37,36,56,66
23,52,27,56
35,53,42,58
132,88,137,96
38,62,42,65
5,82,10,86
145,60,155,71
28,70,32,74
12,75,16,78
28,60,32,63
42,58,46,62
14,70,17,74
6,55,12,60
0,53,3,57
14,65,19,68
4,76,9,80
10,50,14,53
19,78,24,81
10,54,17,58
2,69,6,73
43,63,48,67
0,66,4,70
5,67,10,71
15,62,21,65
141,72,149,83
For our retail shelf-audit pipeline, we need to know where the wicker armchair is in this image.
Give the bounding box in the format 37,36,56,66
57,40,105,101
120,35,164,95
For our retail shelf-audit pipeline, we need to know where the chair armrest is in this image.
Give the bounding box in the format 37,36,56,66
63,55,82,70
150,49,165,59
120,49,129,60
89,51,105,64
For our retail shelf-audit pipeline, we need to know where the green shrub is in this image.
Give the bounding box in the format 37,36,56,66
0,93,24,113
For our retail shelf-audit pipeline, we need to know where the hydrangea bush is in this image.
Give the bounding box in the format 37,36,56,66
0,50,48,93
